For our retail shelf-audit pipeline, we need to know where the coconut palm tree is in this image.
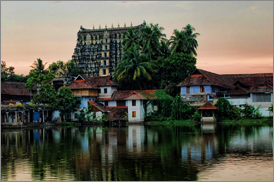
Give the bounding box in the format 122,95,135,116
182,24,200,56
140,23,166,60
122,29,141,51
158,39,171,58
170,24,200,56
115,46,155,90
30,58,47,73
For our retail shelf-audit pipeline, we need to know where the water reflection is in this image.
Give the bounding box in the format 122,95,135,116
1,124,273,181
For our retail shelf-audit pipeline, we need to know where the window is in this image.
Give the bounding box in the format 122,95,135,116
187,86,190,93
102,69,106,75
132,111,136,118
105,45,107,50
105,101,108,106
105,39,107,43
132,100,136,106
93,113,96,119
200,86,205,93
252,93,271,102
104,88,107,93
103,60,106,66
104,53,107,57
98,89,101,94
117,101,126,106
74,113,78,118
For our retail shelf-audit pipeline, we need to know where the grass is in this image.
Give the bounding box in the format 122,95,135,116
146,119,198,126
217,117,273,126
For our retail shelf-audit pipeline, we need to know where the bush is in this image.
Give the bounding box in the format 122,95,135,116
242,103,262,119
9,103,14,106
15,103,23,107
192,110,201,121
29,102,35,107
215,98,232,119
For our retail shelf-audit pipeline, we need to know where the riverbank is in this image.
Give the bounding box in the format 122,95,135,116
218,117,273,126
145,117,273,127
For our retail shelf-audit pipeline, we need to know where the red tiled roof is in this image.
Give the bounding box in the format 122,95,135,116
1,82,30,96
88,101,107,112
222,73,273,87
198,101,217,110
126,91,147,100
104,106,128,121
68,75,118,90
111,90,157,100
95,98,113,101
250,84,273,93
177,69,233,88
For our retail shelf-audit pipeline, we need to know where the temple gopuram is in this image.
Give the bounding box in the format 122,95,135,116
72,21,146,77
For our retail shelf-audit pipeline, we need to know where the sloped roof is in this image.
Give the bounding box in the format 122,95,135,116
126,91,147,100
104,106,128,121
250,84,273,93
88,101,107,112
198,101,217,110
177,69,233,88
1,82,30,96
68,75,118,90
222,73,273,87
111,90,157,100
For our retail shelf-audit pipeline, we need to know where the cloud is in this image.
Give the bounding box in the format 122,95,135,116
118,1,157,6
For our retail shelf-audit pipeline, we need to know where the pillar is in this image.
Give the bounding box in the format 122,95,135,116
28,110,30,123
15,111,17,123
6,112,9,123
42,109,44,123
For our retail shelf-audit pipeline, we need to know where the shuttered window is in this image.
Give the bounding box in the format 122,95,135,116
132,111,136,118
252,93,271,102
132,100,136,106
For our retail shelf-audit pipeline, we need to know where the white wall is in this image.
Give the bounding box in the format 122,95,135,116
52,110,60,121
128,100,144,122
98,86,117,98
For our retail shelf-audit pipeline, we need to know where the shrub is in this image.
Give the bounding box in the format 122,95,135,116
215,98,232,119
29,102,35,107
242,103,262,119
9,103,14,106
15,103,23,107
192,110,201,121
268,105,273,113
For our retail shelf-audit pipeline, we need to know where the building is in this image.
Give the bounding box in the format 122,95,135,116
71,21,146,77
178,69,273,116
64,75,157,123
1,82,31,104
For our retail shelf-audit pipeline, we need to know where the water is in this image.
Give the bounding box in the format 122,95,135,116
1,124,273,181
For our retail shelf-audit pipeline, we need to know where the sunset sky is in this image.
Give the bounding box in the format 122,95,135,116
1,1,273,76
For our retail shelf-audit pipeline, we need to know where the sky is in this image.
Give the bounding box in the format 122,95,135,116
1,1,273,76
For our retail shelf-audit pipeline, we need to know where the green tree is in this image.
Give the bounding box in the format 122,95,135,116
48,60,84,77
215,98,232,119
159,53,196,96
115,46,155,90
66,60,84,76
140,23,166,60
122,28,141,51
1,61,28,82
32,83,57,105
30,58,47,73
170,24,200,56
52,86,81,121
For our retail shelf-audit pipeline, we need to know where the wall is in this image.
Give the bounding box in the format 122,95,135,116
128,100,144,122
98,86,117,98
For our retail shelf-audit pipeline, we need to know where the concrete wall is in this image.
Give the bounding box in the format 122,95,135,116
98,86,117,98
128,100,144,122
226,94,273,117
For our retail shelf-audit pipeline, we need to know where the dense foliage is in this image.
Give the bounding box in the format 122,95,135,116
52,86,81,121
114,22,200,93
1,61,28,82
48,59,84,77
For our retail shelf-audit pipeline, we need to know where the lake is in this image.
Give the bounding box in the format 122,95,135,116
1,124,273,181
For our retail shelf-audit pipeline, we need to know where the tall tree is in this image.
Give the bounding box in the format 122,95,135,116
122,29,141,51
170,24,200,56
30,58,47,73
115,46,155,90
140,23,166,60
